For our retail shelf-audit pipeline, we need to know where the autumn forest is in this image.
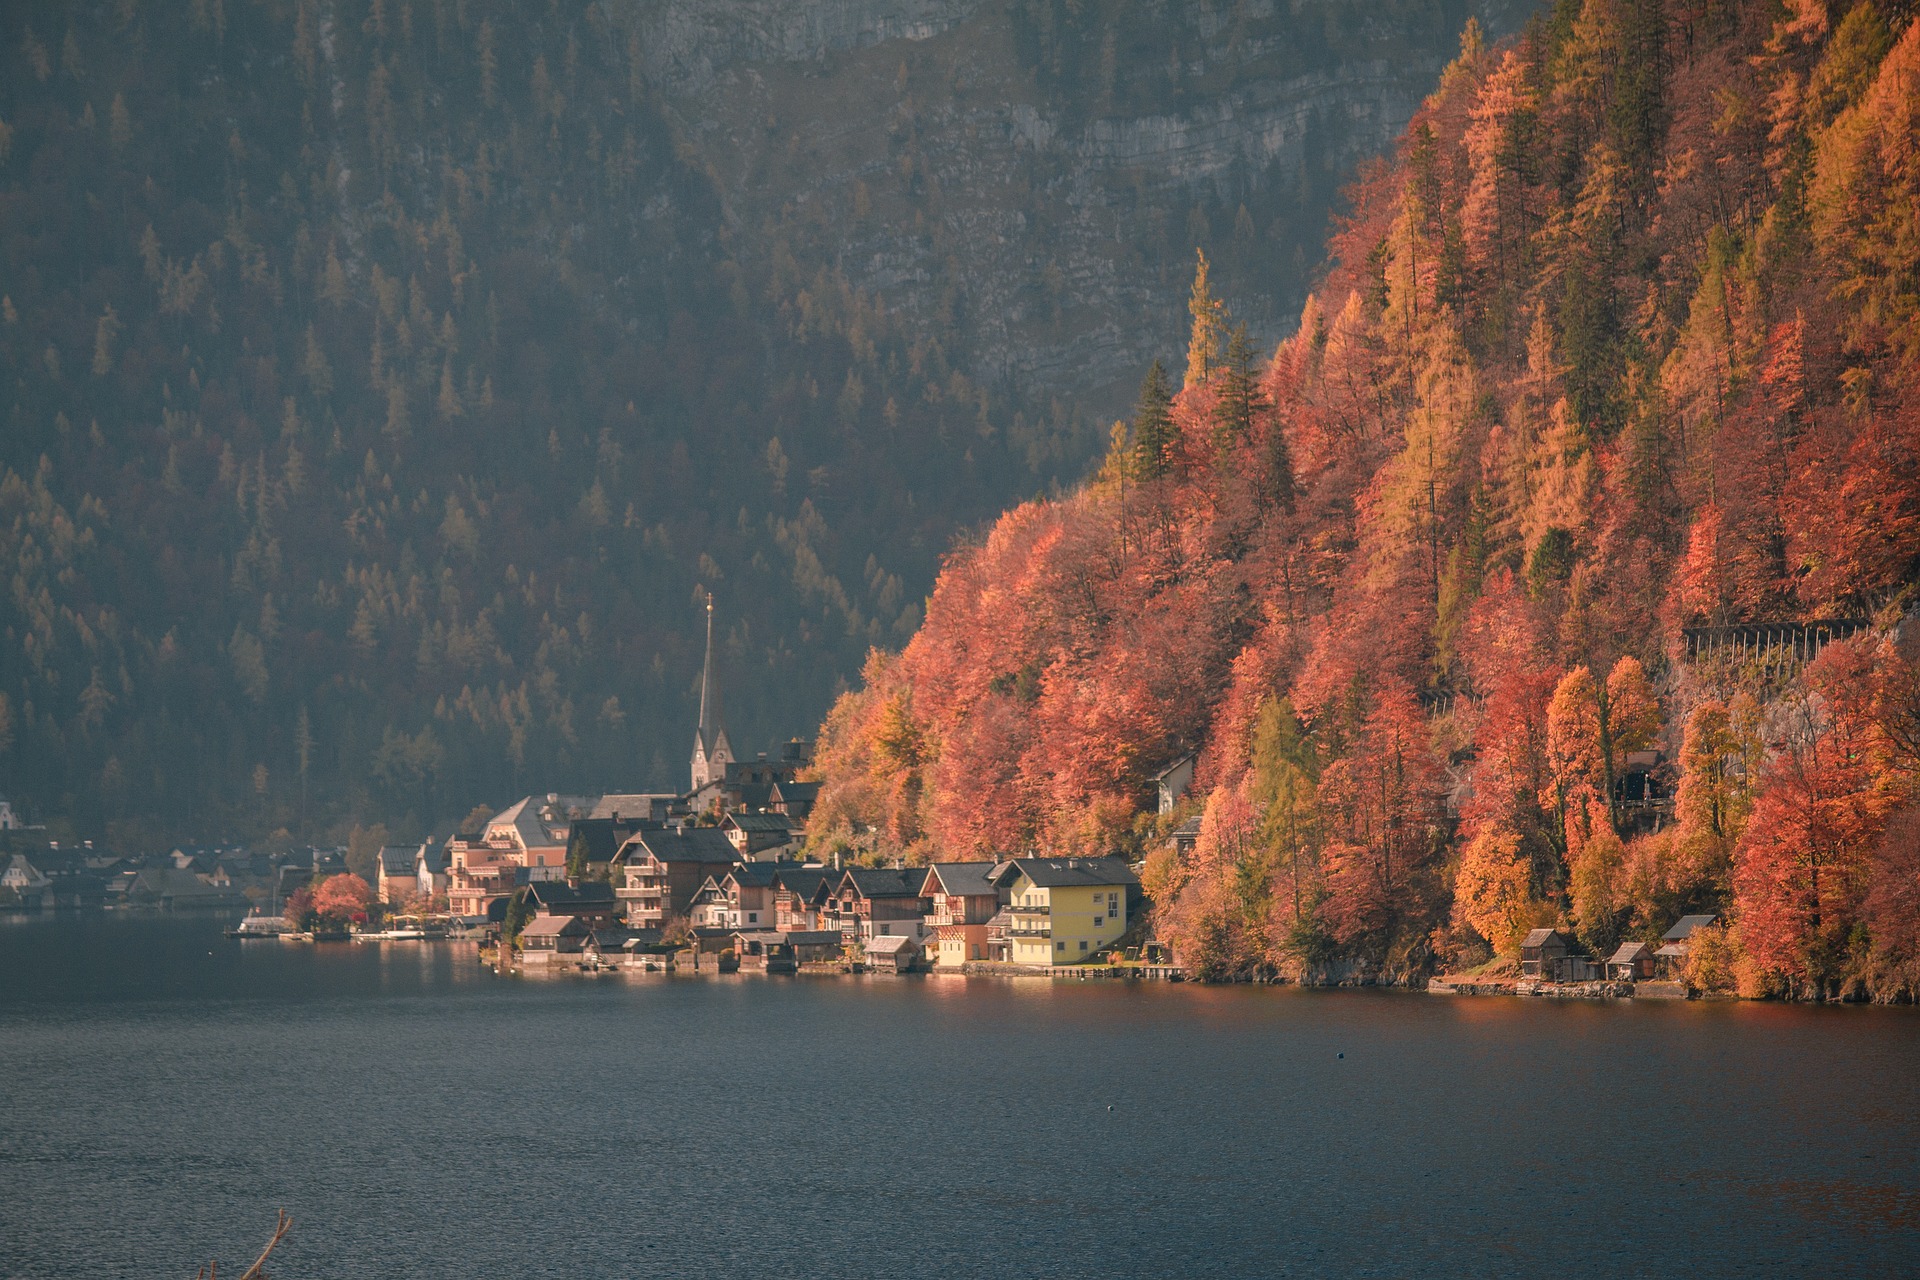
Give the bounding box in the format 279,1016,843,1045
802,0,1920,999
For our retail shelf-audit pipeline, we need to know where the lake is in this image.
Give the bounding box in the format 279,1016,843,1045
1,912,1916,1278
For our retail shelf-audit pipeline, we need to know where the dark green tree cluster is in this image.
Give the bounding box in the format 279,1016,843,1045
0,1,1069,847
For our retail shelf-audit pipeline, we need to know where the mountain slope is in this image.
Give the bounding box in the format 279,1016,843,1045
803,0,1920,998
0,0,1509,842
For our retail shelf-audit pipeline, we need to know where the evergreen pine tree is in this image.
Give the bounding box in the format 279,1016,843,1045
1209,324,1266,464
1131,360,1174,480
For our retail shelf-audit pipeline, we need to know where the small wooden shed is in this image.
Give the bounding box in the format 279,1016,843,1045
1607,940,1656,981
865,934,918,973
518,913,590,962
1520,928,1575,977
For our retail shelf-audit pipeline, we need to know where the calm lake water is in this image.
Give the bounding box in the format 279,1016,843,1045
1,914,1917,1278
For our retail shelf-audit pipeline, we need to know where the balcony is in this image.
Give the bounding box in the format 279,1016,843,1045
1006,903,1050,916
1006,926,1052,938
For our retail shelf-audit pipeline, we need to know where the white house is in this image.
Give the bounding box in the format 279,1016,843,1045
1154,753,1197,815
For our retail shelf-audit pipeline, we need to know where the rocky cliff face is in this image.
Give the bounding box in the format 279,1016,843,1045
0,0,1537,836
629,0,1529,410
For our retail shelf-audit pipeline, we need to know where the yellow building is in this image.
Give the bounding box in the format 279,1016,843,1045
989,857,1137,966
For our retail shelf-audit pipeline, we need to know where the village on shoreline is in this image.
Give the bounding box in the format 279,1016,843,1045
3,599,1744,1000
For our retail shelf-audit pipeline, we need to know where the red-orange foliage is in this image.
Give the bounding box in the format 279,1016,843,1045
1316,684,1445,951
312,873,374,924
1733,642,1903,987
807,3,1920,985
1862,810,1920,989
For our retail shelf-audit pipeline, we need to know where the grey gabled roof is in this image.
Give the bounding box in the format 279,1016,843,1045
628,826,739,864
1609,941,1653,963
376,845,419,876
921,862,999,898
726,812,798,834
725,862,794,889
525,879,616,909
835,867,926,900
992,856,1139,890
771,866,835,898
520,913,589,939
1521,928,1564,948
589,793,675,820
1152,751,1197,781
1662,914,1719,942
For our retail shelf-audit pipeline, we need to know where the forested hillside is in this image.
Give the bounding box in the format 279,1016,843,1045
0,0,1501,843
805,0,1920,999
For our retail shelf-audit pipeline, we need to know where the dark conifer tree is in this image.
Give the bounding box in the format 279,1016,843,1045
1210,324,1267,466
1131,360,1175,481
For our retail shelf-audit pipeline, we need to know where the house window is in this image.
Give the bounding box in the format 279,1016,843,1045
1055,941,1065,951
879,924,889,935
747,912,757,922
1079,940,1088,951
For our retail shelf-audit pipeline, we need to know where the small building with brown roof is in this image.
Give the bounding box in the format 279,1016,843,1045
918,862,1003,968
1608,940,1657,981
1520,928,1575,977
518,913,591,963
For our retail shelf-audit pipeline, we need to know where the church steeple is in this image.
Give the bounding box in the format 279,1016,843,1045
691,592,732,790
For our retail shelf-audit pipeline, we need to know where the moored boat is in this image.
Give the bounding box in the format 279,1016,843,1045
227,912,290,939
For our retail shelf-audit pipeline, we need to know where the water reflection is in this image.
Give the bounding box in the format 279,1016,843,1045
0,914,1915,1279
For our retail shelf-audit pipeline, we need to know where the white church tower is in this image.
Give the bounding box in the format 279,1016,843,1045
690,592,733,791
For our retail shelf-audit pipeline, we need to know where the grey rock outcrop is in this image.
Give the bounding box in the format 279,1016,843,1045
626,0,1531,413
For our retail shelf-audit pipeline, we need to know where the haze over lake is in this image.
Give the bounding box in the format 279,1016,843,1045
1,914,1915,1278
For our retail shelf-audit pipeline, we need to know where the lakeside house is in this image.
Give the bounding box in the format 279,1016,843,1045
919,863,1003,967
767,780,819,822
987,857,1137,966
614,825,741,928
1520,929,1575,977
729,929,794,971
519,913,592,963
1,853,52,907
523,879,621,927
375,843,431,905
688,862,793,931
865,934,918,973
722,811,804,860
445,796,583,919
413,845,450,902
1608,941,1657,981
771,865,835,931
779,929,845,965
126,866,249,911
815,868,932,949
1657,914,1720,977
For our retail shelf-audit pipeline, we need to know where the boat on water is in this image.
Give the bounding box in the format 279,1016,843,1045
350,919,451,942
227,912,291,939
